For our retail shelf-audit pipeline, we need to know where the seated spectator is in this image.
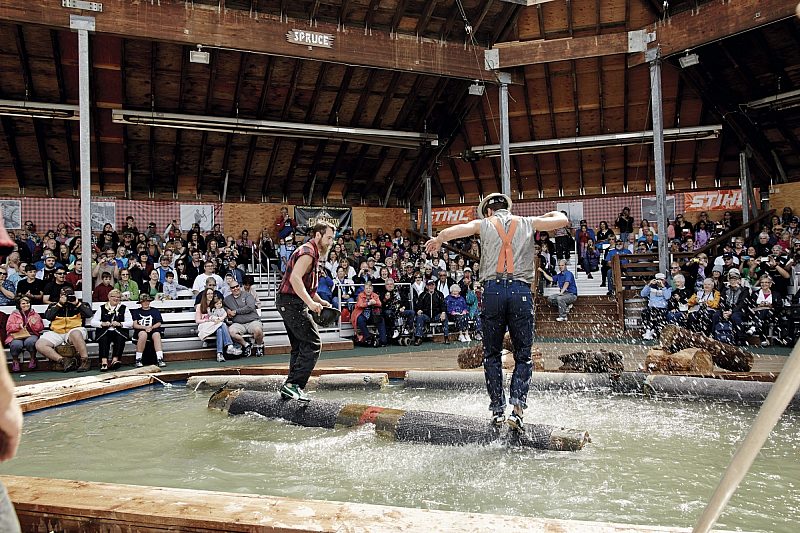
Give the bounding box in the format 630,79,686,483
192,261,224,295
42,267,72,305
35,253,61,283
381,277,407,340
351,281,387,347
131,292,166,368
604,239,631,294
154,255,176,284
580,240,600,279
114,268,140,301
4,295,44,372
640,273,672,340
684,253,710,291
64,259,84,292
194,277,223,305
666,273,691,326
0,267,16,306
748,275,783,347
715,269,748,344
275,206,297,240
224,280,264,358
413,278,448,346
687,278,720,334
222,256,244,286
539,259,578,322
278,234,296,273
445,284,470,343
90,289,133,371
332,266,354,310
35,287,93,372
196,288,237,362
141,268,163,300
435,269,454,299
242,275,260,309
16,264,45,304
92,272,115,302
161,271,188,300
316,266,334,305
92,248,119,286
694,220,711,249
712,304,738,345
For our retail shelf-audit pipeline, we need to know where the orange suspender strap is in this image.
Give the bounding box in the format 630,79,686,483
490,217,518,273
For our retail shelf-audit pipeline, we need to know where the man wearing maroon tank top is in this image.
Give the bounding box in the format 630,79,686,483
426,193,567,432
277,221,336,402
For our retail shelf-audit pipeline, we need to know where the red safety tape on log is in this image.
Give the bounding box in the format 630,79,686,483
358,406,385,425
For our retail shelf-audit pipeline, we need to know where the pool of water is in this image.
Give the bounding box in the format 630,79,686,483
2,385,799,532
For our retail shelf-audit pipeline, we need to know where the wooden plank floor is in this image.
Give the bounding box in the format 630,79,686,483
1,476,742,533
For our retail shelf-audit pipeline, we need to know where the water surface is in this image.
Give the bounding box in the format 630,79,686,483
3,385,798,532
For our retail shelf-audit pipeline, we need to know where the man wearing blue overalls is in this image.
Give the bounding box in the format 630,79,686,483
426,193,567,431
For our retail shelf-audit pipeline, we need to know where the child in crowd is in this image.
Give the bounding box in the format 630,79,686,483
161,271,189,300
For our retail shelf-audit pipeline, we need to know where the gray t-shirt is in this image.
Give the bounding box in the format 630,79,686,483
478,209,538,284
223,292,260,324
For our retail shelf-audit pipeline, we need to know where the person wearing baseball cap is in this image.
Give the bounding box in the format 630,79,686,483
425,192,567,431
411,277,448,346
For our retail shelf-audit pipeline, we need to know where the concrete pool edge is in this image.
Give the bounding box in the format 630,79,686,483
0,475,744,533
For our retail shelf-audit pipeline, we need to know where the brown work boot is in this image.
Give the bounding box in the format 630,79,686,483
76,358,91,373
61,357,77,372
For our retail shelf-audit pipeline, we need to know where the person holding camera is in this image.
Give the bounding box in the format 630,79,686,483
615,207,634,243
640,273,672,340
35,286,93,372
686,277,720,335
748,275,783,347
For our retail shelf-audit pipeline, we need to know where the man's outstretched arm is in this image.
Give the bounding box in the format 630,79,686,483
530,211,569,232
425,220,482,254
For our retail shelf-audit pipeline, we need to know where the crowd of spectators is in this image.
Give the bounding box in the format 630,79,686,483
0,203,797,373
562,206,799,346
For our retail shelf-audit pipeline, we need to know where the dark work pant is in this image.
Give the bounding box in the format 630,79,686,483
641,307,668,333
97,330,127,359
482,279,534,413
555,235,572,261
277,293,321,389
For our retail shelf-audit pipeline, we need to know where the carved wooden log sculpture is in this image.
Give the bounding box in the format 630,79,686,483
644,348,714,374
659,325,753,372
458,334,543,371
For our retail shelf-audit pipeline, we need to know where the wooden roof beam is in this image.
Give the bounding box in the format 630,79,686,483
630,0,798,67
171,44,188,198
522,71,544,196
487,30,648,69
220,53,248,198
88,34,106,194
261,59,301,199
196,51,218,198
0,117,25,190
15,26,49,192
0,0,494,82
147,41,157,196
51,30,78,192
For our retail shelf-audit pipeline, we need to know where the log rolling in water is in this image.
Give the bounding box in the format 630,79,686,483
208,389,590,451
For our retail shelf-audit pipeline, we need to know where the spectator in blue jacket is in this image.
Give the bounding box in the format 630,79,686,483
539,259,577,321
445,284,470,342
316,265,334,305
580,240,601,279
640,273,672,340
604,238,631,295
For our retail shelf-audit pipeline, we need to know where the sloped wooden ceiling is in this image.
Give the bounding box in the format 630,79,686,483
0,0,797,206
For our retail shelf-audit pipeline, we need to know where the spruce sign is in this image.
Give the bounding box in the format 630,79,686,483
286,29,334,49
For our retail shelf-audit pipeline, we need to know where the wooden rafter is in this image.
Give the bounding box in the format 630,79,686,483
88,34,106,194
477,98,502,193
542,62,563,194
220,52,248,197
196,50,218,197
490,3,521,45
630,0,798,67
261,60,302,198
147,41,157,195
390,0,409,33
597,56,607,191
50,29,78,191
14,25,49,190
171,44,188,197
415,0,438,36
522,70,544,196
447,157,464,201
0,0,496,81
0,117,25,190
570,60,584,193
241,56,274,196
